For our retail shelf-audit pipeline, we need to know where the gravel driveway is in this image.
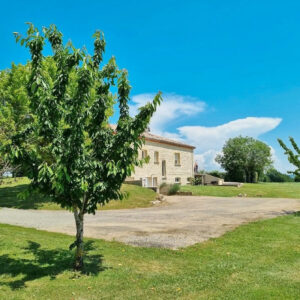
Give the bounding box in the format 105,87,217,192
0,196,299,249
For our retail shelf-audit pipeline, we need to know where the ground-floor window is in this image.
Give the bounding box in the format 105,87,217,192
175,177,181,184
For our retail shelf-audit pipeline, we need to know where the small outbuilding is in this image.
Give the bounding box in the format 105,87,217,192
195,173,243,187
195,173,224,185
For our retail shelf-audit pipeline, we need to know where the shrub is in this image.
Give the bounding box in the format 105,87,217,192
168,184,180,195
159,183,180,195
190,177,202,186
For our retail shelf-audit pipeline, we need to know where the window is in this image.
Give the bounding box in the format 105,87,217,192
162,160,166,177
142,149,148,159
154,151,159,164
174,153,181,166
175,177,181,183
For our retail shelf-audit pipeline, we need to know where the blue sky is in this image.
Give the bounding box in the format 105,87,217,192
1,0,300,171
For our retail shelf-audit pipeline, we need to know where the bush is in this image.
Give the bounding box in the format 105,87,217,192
190,177,202,186
168,184,180,195
159,183,180,195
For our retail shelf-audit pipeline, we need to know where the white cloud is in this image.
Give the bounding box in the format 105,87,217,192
177,117,282,170
195,150,221,171
130,93,205,134
130,93,283,171
178,117,282,153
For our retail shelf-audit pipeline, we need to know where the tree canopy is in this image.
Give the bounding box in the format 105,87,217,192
263,168,293,182
216,136,272,183
0,63,32,175
0,63,31,148
7,23,162,270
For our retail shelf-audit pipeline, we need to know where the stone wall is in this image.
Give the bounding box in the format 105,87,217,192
124,179,143,186
131,140,194,186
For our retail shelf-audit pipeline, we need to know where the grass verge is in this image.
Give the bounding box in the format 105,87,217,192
181,182,300,198
0,178,156,210
0,214,299,299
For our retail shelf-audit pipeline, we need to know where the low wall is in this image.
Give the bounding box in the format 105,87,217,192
124,179,143,186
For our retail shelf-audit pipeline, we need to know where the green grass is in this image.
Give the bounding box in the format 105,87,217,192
0,178,156,210
0,214,299,299
181,182,300,199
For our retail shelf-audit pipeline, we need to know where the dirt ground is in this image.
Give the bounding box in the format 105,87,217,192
0,196,299,249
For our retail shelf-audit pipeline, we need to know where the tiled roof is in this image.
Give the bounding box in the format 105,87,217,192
110,124,195,149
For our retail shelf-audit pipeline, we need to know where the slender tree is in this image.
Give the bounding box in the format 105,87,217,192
8,24,162,270
278,137,300,179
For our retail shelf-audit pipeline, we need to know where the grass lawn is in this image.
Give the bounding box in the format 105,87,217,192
181,182,300,199
0,215,299,299
0,178,156,210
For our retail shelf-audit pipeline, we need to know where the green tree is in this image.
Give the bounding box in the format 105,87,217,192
278,137,300,180
264,167,293,182
216,136,272,183
0,64,28,166
0,64,30,176
8,24,161,270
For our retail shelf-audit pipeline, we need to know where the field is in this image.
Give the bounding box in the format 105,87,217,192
0,178,156,210
181,182,300,199
0,214,299,299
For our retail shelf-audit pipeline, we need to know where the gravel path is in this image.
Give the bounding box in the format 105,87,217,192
0,196,299,249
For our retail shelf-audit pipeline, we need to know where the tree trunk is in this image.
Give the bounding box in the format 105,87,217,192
73,209,84,271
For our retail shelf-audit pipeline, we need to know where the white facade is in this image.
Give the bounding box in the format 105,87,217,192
130,139,194,187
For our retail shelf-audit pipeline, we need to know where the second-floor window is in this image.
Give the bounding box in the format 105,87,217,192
174,153,181,166
142,150,148,159
154,151,159,164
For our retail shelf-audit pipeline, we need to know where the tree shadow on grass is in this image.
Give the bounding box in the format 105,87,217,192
0,184,54,209
0,240,107,290
281,210,300,217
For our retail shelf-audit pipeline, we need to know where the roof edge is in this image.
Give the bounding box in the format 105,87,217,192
145,137,196,150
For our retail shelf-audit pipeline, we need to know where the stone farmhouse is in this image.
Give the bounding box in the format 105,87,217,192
126,129,195,187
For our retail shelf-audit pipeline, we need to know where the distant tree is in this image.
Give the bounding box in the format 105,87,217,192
0,63,32,176
278,137,300,180
0,64,28,146
7,24,162,270
216,136,272,183
264,168,293,182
